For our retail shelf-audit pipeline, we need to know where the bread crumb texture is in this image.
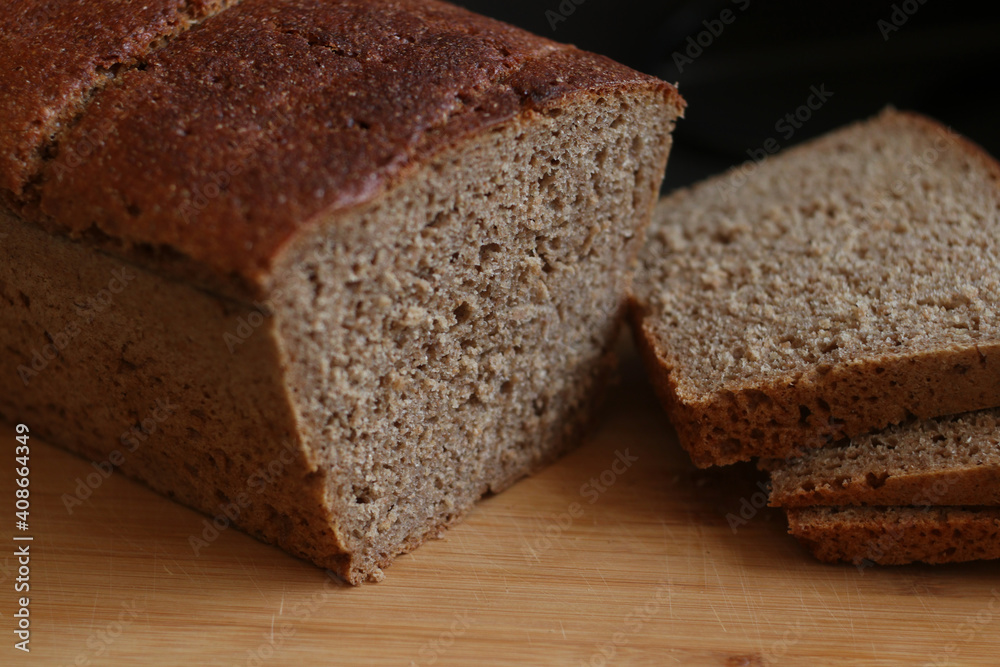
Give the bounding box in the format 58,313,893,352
272,90,677,582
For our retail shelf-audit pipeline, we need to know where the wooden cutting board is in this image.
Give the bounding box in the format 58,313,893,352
4,337,1000,666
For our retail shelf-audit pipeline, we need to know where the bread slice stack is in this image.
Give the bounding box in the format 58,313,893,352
631,109,1000,566
766,409,1000,565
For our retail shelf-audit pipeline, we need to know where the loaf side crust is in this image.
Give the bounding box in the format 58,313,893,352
0,209,350,575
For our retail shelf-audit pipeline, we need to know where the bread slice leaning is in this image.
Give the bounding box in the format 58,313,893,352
631,109,1000,468
787,506,1000,566
765,409,1000,507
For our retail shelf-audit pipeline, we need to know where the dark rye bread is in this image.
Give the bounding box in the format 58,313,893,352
766,409,1000,507
0,0,684,583
787,506,1000,566
631,109,1000,468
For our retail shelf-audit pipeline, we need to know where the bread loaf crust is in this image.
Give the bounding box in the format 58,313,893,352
4,0,680,299
0,0,238,203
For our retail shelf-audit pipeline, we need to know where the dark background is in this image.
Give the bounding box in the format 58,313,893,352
452,0,1000,192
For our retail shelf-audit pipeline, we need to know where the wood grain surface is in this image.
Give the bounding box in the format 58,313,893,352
3,337,1000,666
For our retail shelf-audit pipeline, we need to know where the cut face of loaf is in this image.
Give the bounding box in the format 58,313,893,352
787,506,1000,566
0,0,683,583
631,109,1000,467
766,409,1000,507
268,95,681,581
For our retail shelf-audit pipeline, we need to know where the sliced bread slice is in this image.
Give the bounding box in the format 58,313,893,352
786,506,1000,566
631,109,1000,467
766,409,1000,507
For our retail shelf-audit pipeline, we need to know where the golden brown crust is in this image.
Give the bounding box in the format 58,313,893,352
5,0,680,298
0,0,237,206
787,506,1000,566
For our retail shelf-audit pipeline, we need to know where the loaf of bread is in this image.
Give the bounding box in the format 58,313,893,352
787,506,1000,566
766,409,1000,507
0,0,683,583
631,109,1000,468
